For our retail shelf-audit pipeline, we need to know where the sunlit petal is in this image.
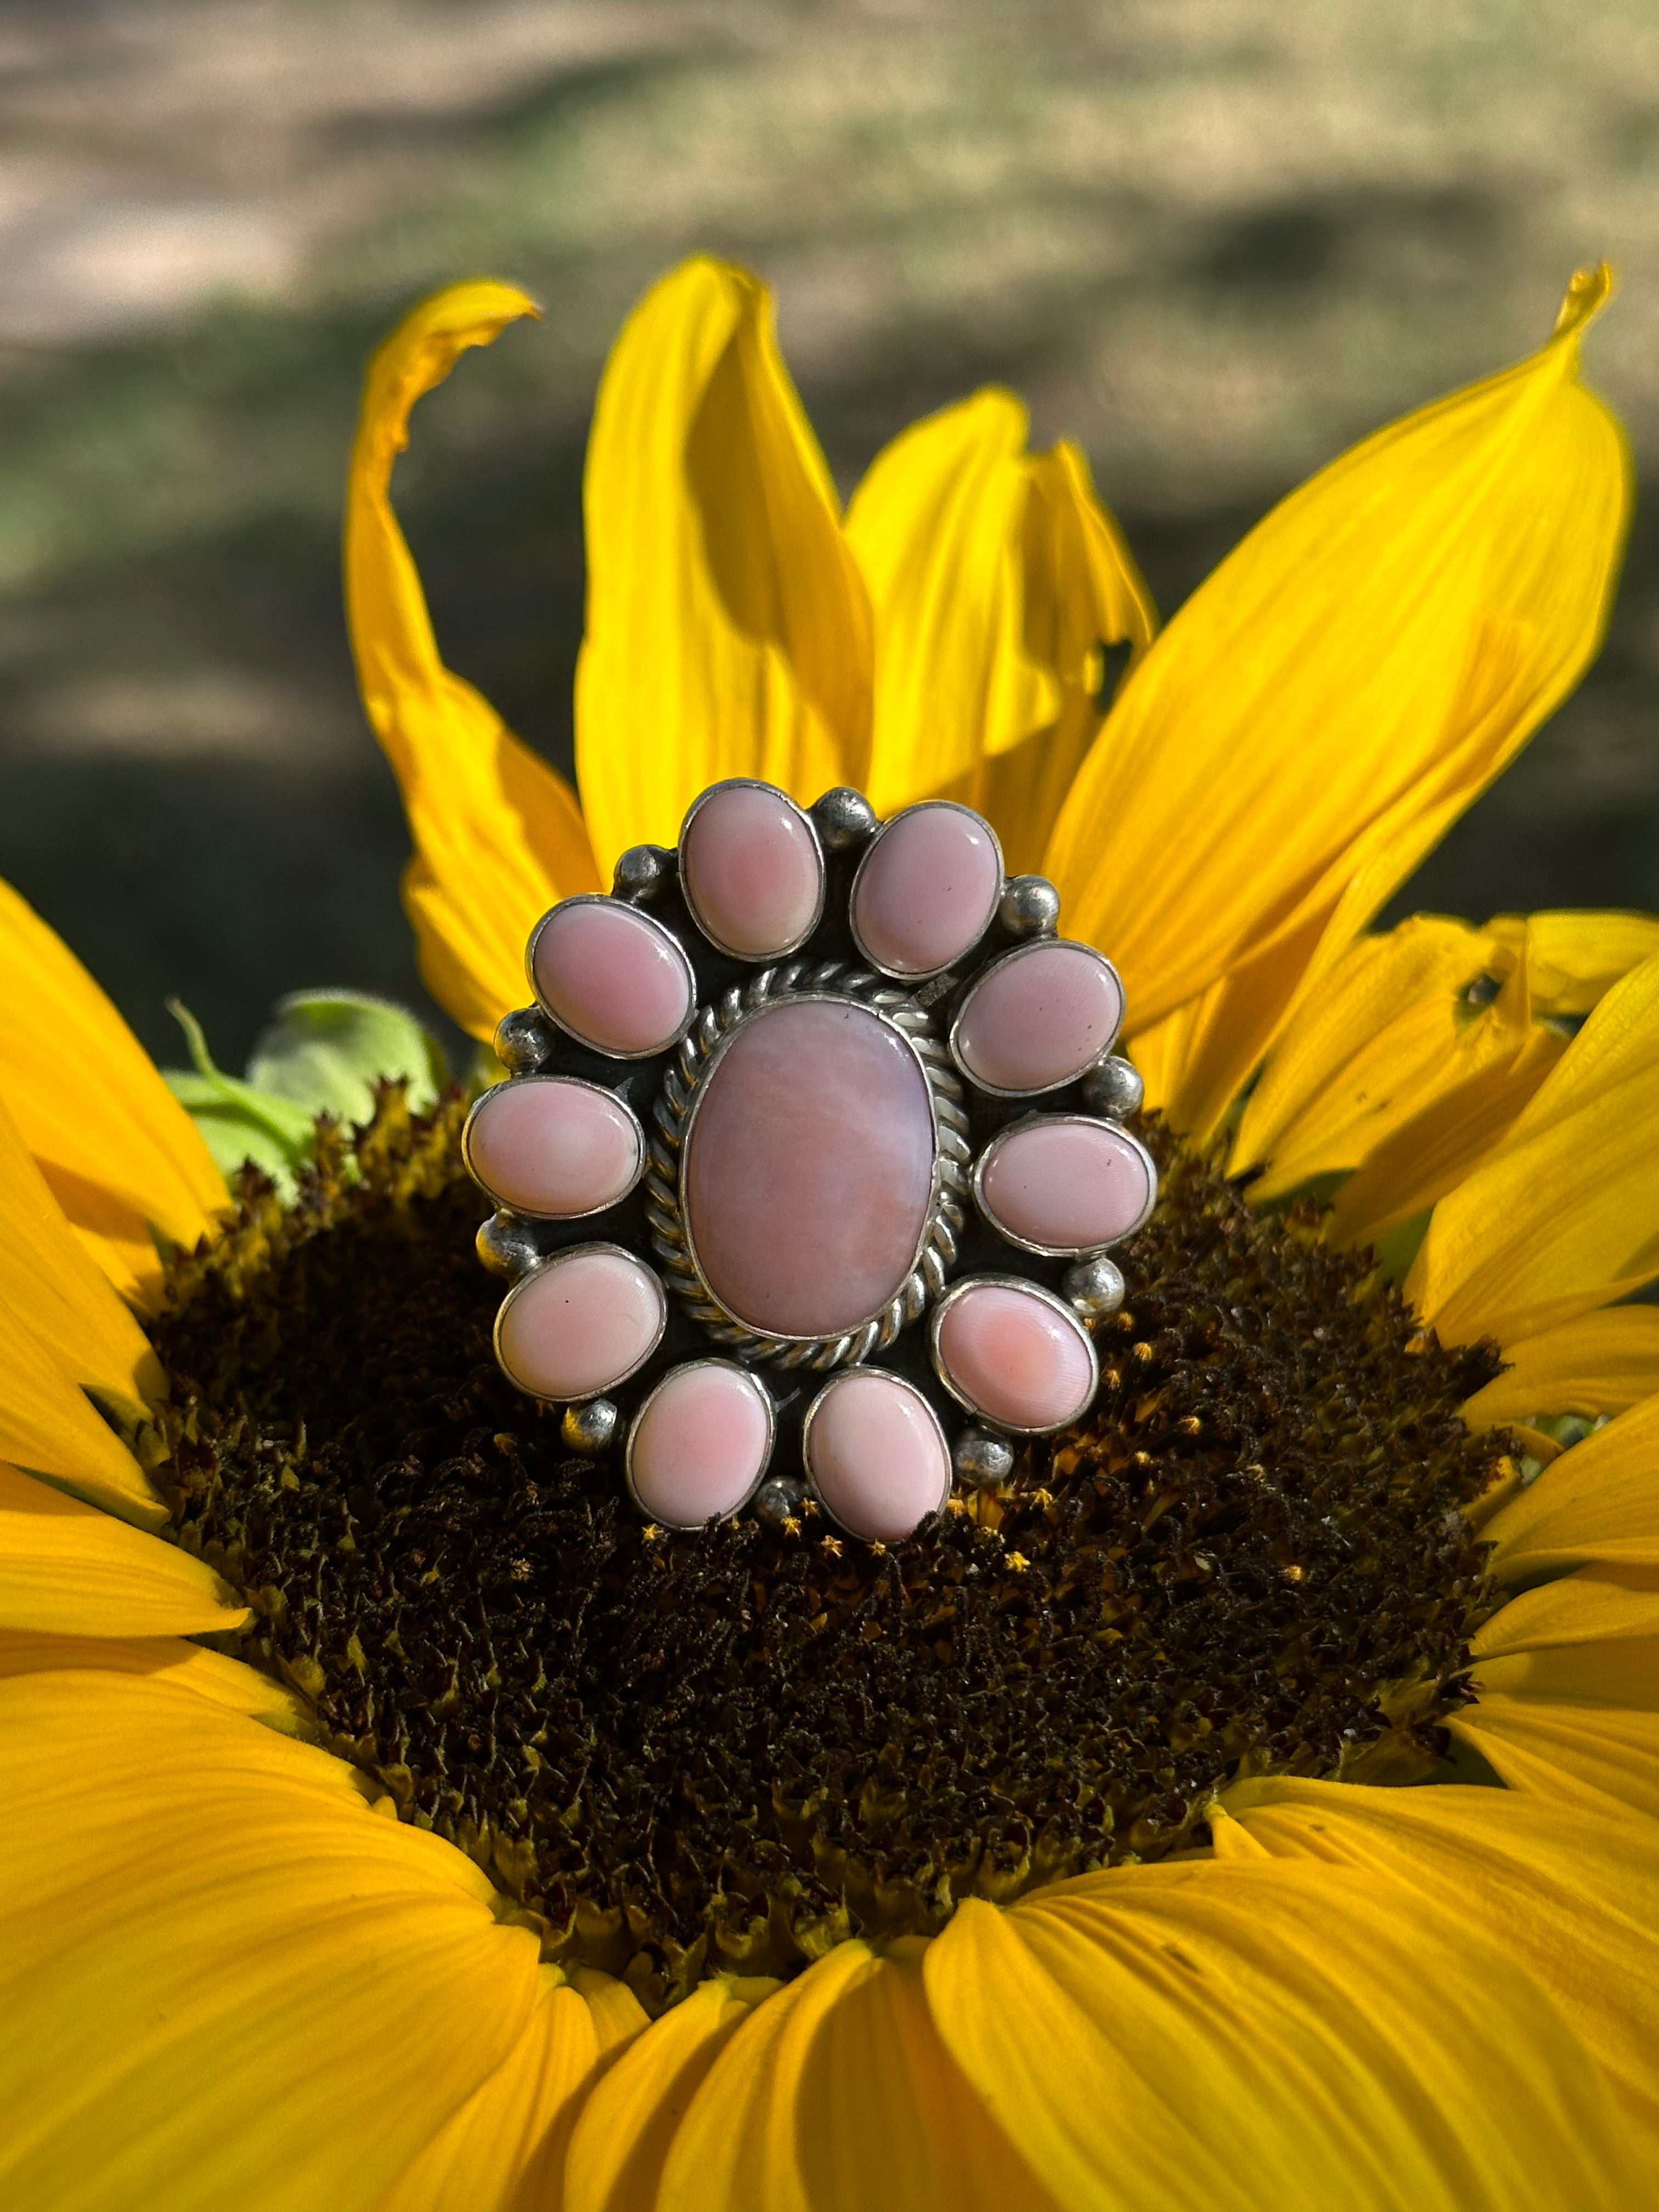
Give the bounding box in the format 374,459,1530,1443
1408,949,1659,1342
346,281,600,1043
0,878,226,1304
1048,268,1630,1048
574,256,872,877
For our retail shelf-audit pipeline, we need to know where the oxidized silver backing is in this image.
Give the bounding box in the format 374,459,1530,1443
644,961,970,1370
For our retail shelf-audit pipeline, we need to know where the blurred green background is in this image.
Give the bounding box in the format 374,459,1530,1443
2,0,1655,1070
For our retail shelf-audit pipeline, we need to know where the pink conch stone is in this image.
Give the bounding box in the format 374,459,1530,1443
853,803,1001,977
954,941,1123,1093
935,1282,1094,1431
469,1079,642,1218
805,1370,951,1542
684,998,935,1338
533,901,691,1056
682,784,823,956
979,1118,1153,1253
629,1362,772,1526
496,1248,664,1400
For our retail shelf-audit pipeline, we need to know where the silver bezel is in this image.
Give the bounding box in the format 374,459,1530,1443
492,1240,668,1404
848,800,1006,981
928,1272,1101,1435
461,1074,646,1223
800,1368,952,1538
970,1112,1158,1259
526,894,698,1062
677,778,827,962
947,937,1125,1099
644,961,970,1370
623,1358,777,1529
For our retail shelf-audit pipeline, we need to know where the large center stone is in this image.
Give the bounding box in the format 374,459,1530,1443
683,997,937,1339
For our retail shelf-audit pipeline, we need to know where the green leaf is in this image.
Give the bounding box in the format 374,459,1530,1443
246,990,448,1124
161,998,318,1196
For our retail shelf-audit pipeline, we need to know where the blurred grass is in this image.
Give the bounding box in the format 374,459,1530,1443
1,0,1656,1065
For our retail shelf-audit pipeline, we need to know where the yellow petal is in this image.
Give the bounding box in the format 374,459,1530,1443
653,1938,1051,2212
0,877,226,1305
0,1622,304,1720
564,1975,778,2212
0,1295,161,1528
1407,949,1659,1344
574,257,872,877
1234,917,1510,1194
0,1095,165,1418
1449,1694,1659,1826
926,1858,1635,2212
1482,1391,1659,1582
1220,1776,1659,2140
371,1967,602,2212
847,392,1153,850
346,281,601,1043
1462,1307,1659,1422
1047,267,1630,1041
1474,1564,1659,1658
1487,907,1659,1013
0,1461,244,1638
0,1667,542,2212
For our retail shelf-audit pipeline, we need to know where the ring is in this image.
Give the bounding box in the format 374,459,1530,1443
466,781,1156,1543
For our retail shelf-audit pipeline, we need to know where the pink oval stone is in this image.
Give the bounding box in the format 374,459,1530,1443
804,1370,951,1542
852,803,1002,977
979,1117,1154,1254
935,1282,1095,1431
682,783,823,957
532,900,692,1057
496,1248,664,1401
685,998,935,1338
953,941,1123,1094
467,1079,642,1218
628,1362,772,1527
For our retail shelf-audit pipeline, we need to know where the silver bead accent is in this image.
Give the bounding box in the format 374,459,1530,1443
1064,1253,1126,1318
953,1426,1014,1488
753,1474,806,1529
494,1005,556,1075
562,1398,620,1455
1081,1054,1144,1120
612,844,674,903
997,874,1061,939
810,786,879,853
476,1212,545,1282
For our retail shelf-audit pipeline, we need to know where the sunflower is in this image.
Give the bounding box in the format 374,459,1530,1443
3,253,1659,2210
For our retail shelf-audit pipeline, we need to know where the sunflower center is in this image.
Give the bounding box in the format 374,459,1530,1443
150,1090,1505,2016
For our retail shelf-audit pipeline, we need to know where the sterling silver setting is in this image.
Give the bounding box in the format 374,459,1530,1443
472,777,1157,1544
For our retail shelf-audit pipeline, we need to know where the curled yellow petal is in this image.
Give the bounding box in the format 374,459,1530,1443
1481,1392,1659,1584
371,1967,603,2212
651,1939,1047,2212
564,1975,778,2212
1463,1307,1659,1423
1488,907,1659,1014
1048,266,1630,1042
0,1097,164,1419
848,395,1154,867
574,257,872,877
346,280,600,1043
1407,949,1659,1344
0,1462,242,1639
0,878,226,1305
0,1296,161,1529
